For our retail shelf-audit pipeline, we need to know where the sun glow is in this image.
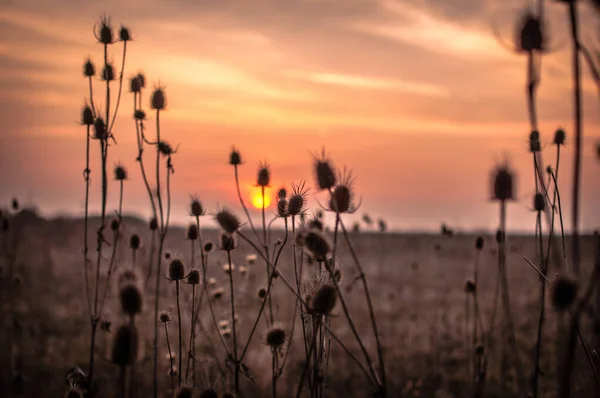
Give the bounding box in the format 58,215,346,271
251,188,272,209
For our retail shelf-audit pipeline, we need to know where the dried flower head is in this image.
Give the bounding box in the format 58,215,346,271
314,148,336,190
552,275,578,310
130,76,141,93
204,242,214,253
93,117,107,140
257,161,270,187
96,15,114,45
516,11,545,53
149,217,158,231
159,310,171,323
491,163,515,201
158,141,173,156
258,288,267,298
119,25,131,42
114,164,127,181
83,58,95,77
529,130,541,153
266,325,286,348
465,280,476,294
130,234,141,250
475,236,484,250
168,258,185,281
220,233,236,251
151,86,166,110
187,224,198,241
554,128,566,146
303,229,331,262
136,73,146,89
277,198,288,218
175,385,193,398
134,109,146,120
307,217,324,231
111,324,138,366
215,208,241,235
533,193,545,212
229,147,242,166
110,219,120,231
311,284,337,314
190,197,204,217
329,168,355,213
277,188,287,199
82,105,94,126
102,64,115,82
120,283,143,316
187,269,200,285
288,181,309,216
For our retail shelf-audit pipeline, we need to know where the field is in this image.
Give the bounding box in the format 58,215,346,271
1,211,597,397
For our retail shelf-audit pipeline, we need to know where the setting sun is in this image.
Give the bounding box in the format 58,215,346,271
251,189,272,209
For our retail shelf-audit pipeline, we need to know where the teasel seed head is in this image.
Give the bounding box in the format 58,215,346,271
187,224,198,241
246,254,257,264
97,15,114,44
159,310,171,323
215,208,241,235
149,217,158,231
288,180,308,216
102,63,115,82
111,324,138,366
83,58,95,77
465,280,476,294
136,73,146,89
114,164,127,181
311,284,337,315
266,325,286,348
277,188,287,199
314,148,336,190
303,229,331,262
134,109,146,120
517,11,545,53
203,241,214,253
168,258,185,281
119,25,131,42
120,283,143,316
258,288,267,298
130,76,141,93
129,234,141,250
529,130,541,153
475,236,484,250
82,105,94,126
257,162,270,187
277,198,288,218
220,233,236,251
554,128,566,146
110,219,120,232
491,162,515,201
552,275,578,311
308,217,324,231
190,197,204,217
151,86,166,110
158,141,173,156
229,147,241,166
93,117,107,140
211,287,224,301
534,193,545,212
187,269,200,285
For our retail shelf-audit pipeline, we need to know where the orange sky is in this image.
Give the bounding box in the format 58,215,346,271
0,0,599,232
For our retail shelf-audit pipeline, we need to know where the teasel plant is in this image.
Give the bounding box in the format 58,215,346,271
80,15,131,394
470,236,487,397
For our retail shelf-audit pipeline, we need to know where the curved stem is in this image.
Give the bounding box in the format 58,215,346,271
227,249,239,394
164,322,176,395
108,41,127,133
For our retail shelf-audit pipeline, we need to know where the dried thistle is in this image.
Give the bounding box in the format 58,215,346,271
215,208,241,235
314,148,336,190
120,283,143,316
111,324,138,366
311,284,337,314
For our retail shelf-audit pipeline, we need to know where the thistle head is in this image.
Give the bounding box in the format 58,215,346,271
151,86,166,110
168,258,185,281
529,130,541,153
277,198,288,218
220,233,236,252
119,25,131,42
186,224,198,241
314,148,336,190
552,275,578,311
311,284,337,315
277,188,287,199
554,128,566,146
129,234,141,250
491,162,515,201
159,310,171,323
149,217,158,231
203,241,214,253
134,109,146,120
119,283,143,316
114,164,127,181
102,63,115,82
187,269,200,285
533,193,545,212
130,76,142,93
83,58,95,77
93,117,107,140
257,161,270,187
81,105,94,126
215,208,241,235
111,324,138,366
516,11,545,53
287,181,309,216
303,229,331,262
465,280,476,294
266,325,286,348
258,288,267,298
329,168,354,213
189,197,204,217
158,141,173,156
97,15,114,45
229,147,242,166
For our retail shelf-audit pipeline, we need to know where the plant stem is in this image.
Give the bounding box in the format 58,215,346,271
227,249,239,394
176,280,182,386
164,322,175,396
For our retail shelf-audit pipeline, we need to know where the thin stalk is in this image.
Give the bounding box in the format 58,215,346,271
176,280,182,386
164,321,176,396
272,349,277,398
295,321,318,398
83,125,92,316
261,185,274,325
233,165,260,243
532,209,546,398
108,40,127,132
226,249,240,394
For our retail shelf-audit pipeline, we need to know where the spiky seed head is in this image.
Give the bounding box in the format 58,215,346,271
187,269,200,285
159,310,171,323
517,12,544,52
97,16,114,44
529,130,541,153
93,117,107,140
102,64,115,82
554,128,566,146
229,148,241,165
187,224,198,241
111,324,138,365
475,236,484,250
84,58,95,77
130,234,141,250
134,109,146,120
534,193,545,212
307,218,324,231
314,150,336,190
151,87,166,110
465,280,476,294
287,194,304,216
215,209,241,235
130,76,141,93
277,198,288,217
552,276,578,310
158,141,173,156
203,242,214,253
311,284,337,314
496,229,505,244
175,385,193,398
120,283,143,316
190,198,204,217
119,26,131,42
266,326,286,347
169,259,185,280
82,105,94,126
329,185,351,213
136,73,146,89
149,217,158,231
258,288,267,298
492,163,515,201
220,233,236,251
278,188,287,199
199,388,218,398
111,219,120,231
303,230,331,262
257,163,270,187
114,164,127,181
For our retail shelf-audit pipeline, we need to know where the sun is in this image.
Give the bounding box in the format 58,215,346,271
251,189,272,209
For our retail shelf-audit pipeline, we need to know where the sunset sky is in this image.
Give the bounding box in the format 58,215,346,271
0,0,599,232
